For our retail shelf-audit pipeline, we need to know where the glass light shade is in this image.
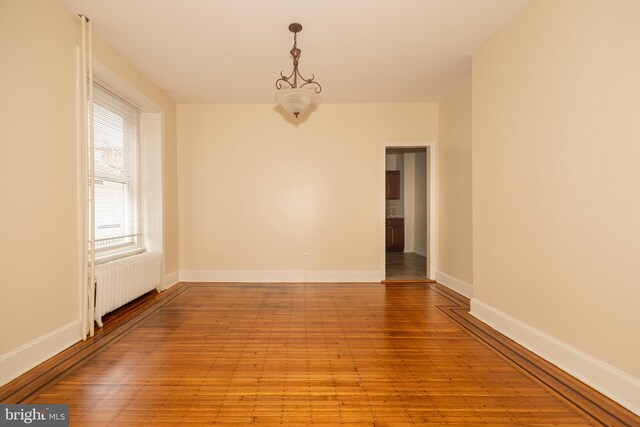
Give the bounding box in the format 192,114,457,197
275,87,317,117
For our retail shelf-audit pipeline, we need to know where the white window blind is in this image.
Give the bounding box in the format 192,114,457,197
92,83,142,254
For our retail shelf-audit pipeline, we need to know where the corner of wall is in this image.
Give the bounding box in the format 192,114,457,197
163,271,180,290
470,298,640,416
0,320,81,387
436,272,473,299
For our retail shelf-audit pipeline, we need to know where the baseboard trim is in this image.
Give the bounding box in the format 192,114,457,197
0,320,81,387
436,271,473,298
163,270,180,290
179,269,382,283
470,298,640,416
414,246,426,257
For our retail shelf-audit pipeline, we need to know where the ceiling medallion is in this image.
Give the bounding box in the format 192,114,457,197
275,23,322,118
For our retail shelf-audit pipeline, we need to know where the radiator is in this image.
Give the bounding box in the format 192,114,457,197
94,252,162,327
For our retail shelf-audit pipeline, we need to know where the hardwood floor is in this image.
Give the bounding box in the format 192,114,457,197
386,252,428,280
1,283,638,426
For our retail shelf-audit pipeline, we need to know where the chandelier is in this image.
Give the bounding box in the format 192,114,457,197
275,23,322,118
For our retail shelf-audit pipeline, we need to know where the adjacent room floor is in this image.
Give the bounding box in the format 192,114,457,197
386,252,428,280
1,283,636,425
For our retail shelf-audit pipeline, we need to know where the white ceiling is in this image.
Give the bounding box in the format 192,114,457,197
63,0,528,104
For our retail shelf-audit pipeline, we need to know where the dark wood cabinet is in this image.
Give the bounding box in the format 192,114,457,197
385,217,404,252
386,171,400,200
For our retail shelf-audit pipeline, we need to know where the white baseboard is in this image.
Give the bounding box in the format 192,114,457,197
179,269,382,283
307,270,381,282
414,246,426,257
470,298,640,416
0,320,81,387
163,270,180,290
436,271,473,298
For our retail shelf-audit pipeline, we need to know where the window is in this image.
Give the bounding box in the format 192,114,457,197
92,83,142,256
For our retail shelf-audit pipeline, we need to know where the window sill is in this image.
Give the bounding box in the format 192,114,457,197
95,248,145,265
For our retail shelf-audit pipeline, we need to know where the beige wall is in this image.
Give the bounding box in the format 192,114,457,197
403,154,415,252
438,80,473,284
413,151,427,255
0,0,178,372
0,0,79,355
399,151,427,255
473,0,640,378
178,103,437,274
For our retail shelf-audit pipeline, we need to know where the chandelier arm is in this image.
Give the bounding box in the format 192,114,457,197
275,69,296,89
300,81,322,94
275,78,290,90
294,68,322,94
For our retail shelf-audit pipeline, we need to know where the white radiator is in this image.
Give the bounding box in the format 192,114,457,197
94,252,162,327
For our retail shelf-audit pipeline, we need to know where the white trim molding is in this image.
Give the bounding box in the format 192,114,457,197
436,271,473,298
163,270,180,290
414,246,427,257
0,320,81,387
180,270,381,283
306,270,381,283
470,298,640,416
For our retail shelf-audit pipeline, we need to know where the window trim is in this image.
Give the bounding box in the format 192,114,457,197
87,60,165,283
91,81,143,257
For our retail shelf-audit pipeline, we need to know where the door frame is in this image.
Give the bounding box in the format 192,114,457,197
381,141,437,280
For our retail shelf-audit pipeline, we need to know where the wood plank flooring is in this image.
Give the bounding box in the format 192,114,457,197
1,283,638,426
386,252,428,280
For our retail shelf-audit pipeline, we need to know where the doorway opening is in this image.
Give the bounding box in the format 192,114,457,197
383,144,435,281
